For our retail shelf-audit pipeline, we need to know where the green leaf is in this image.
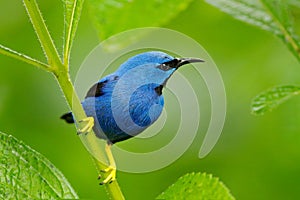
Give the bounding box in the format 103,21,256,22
206,0,300,61
205,0,282,34
87,0,194,40
63,0,84,65
157,172,235,200
261,0,300,59
251,85,300,115
0,131,79,199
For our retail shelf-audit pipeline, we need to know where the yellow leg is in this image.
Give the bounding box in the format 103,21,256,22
99,143,116,185
77,117,94,135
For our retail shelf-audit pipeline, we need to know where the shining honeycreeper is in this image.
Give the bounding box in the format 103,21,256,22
61,51,204,184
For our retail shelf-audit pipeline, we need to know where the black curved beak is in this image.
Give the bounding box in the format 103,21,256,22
177,58,204,68
161,57,204,70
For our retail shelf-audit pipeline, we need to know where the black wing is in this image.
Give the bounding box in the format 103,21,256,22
85,80,108,98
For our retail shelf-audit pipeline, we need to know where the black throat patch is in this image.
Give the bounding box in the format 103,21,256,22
154,85,163,96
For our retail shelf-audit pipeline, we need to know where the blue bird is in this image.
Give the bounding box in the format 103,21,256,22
61,51,204,184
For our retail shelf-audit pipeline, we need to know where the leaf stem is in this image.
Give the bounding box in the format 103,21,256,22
23,0,63,69
0,44,50,71
63,0,78,66
261,0,300,62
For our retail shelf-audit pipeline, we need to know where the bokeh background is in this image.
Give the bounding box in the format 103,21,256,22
1,0,300,199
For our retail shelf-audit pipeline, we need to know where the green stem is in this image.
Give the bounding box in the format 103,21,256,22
23,0,63,69
261,0,300,62
275,19,300,62
63,0,79,66
55,72,125,200
0,44,50,71
17,0,125,199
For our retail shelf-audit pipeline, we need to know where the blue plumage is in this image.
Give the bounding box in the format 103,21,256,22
62,51,204,144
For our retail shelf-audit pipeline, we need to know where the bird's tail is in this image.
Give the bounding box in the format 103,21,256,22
60,112,74,123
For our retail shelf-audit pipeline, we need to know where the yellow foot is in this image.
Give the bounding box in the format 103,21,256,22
77,117,94,135
98,143,116,185
98,166,116,185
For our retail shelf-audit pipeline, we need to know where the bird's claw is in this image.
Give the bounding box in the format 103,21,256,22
99,166,116,185
77,117,94,135
101,166,115,173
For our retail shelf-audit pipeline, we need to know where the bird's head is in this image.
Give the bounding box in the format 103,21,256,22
115,51,204,89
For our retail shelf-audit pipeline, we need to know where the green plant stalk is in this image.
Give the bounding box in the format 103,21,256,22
11,0,126,199
55,72,125,200
23,0,63,69
0,44,50,70
0,54,126,200
63,0,79,66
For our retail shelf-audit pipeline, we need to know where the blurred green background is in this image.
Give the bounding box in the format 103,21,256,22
1,0,300,199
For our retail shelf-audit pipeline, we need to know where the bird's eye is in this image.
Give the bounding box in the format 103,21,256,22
157,63,172,71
